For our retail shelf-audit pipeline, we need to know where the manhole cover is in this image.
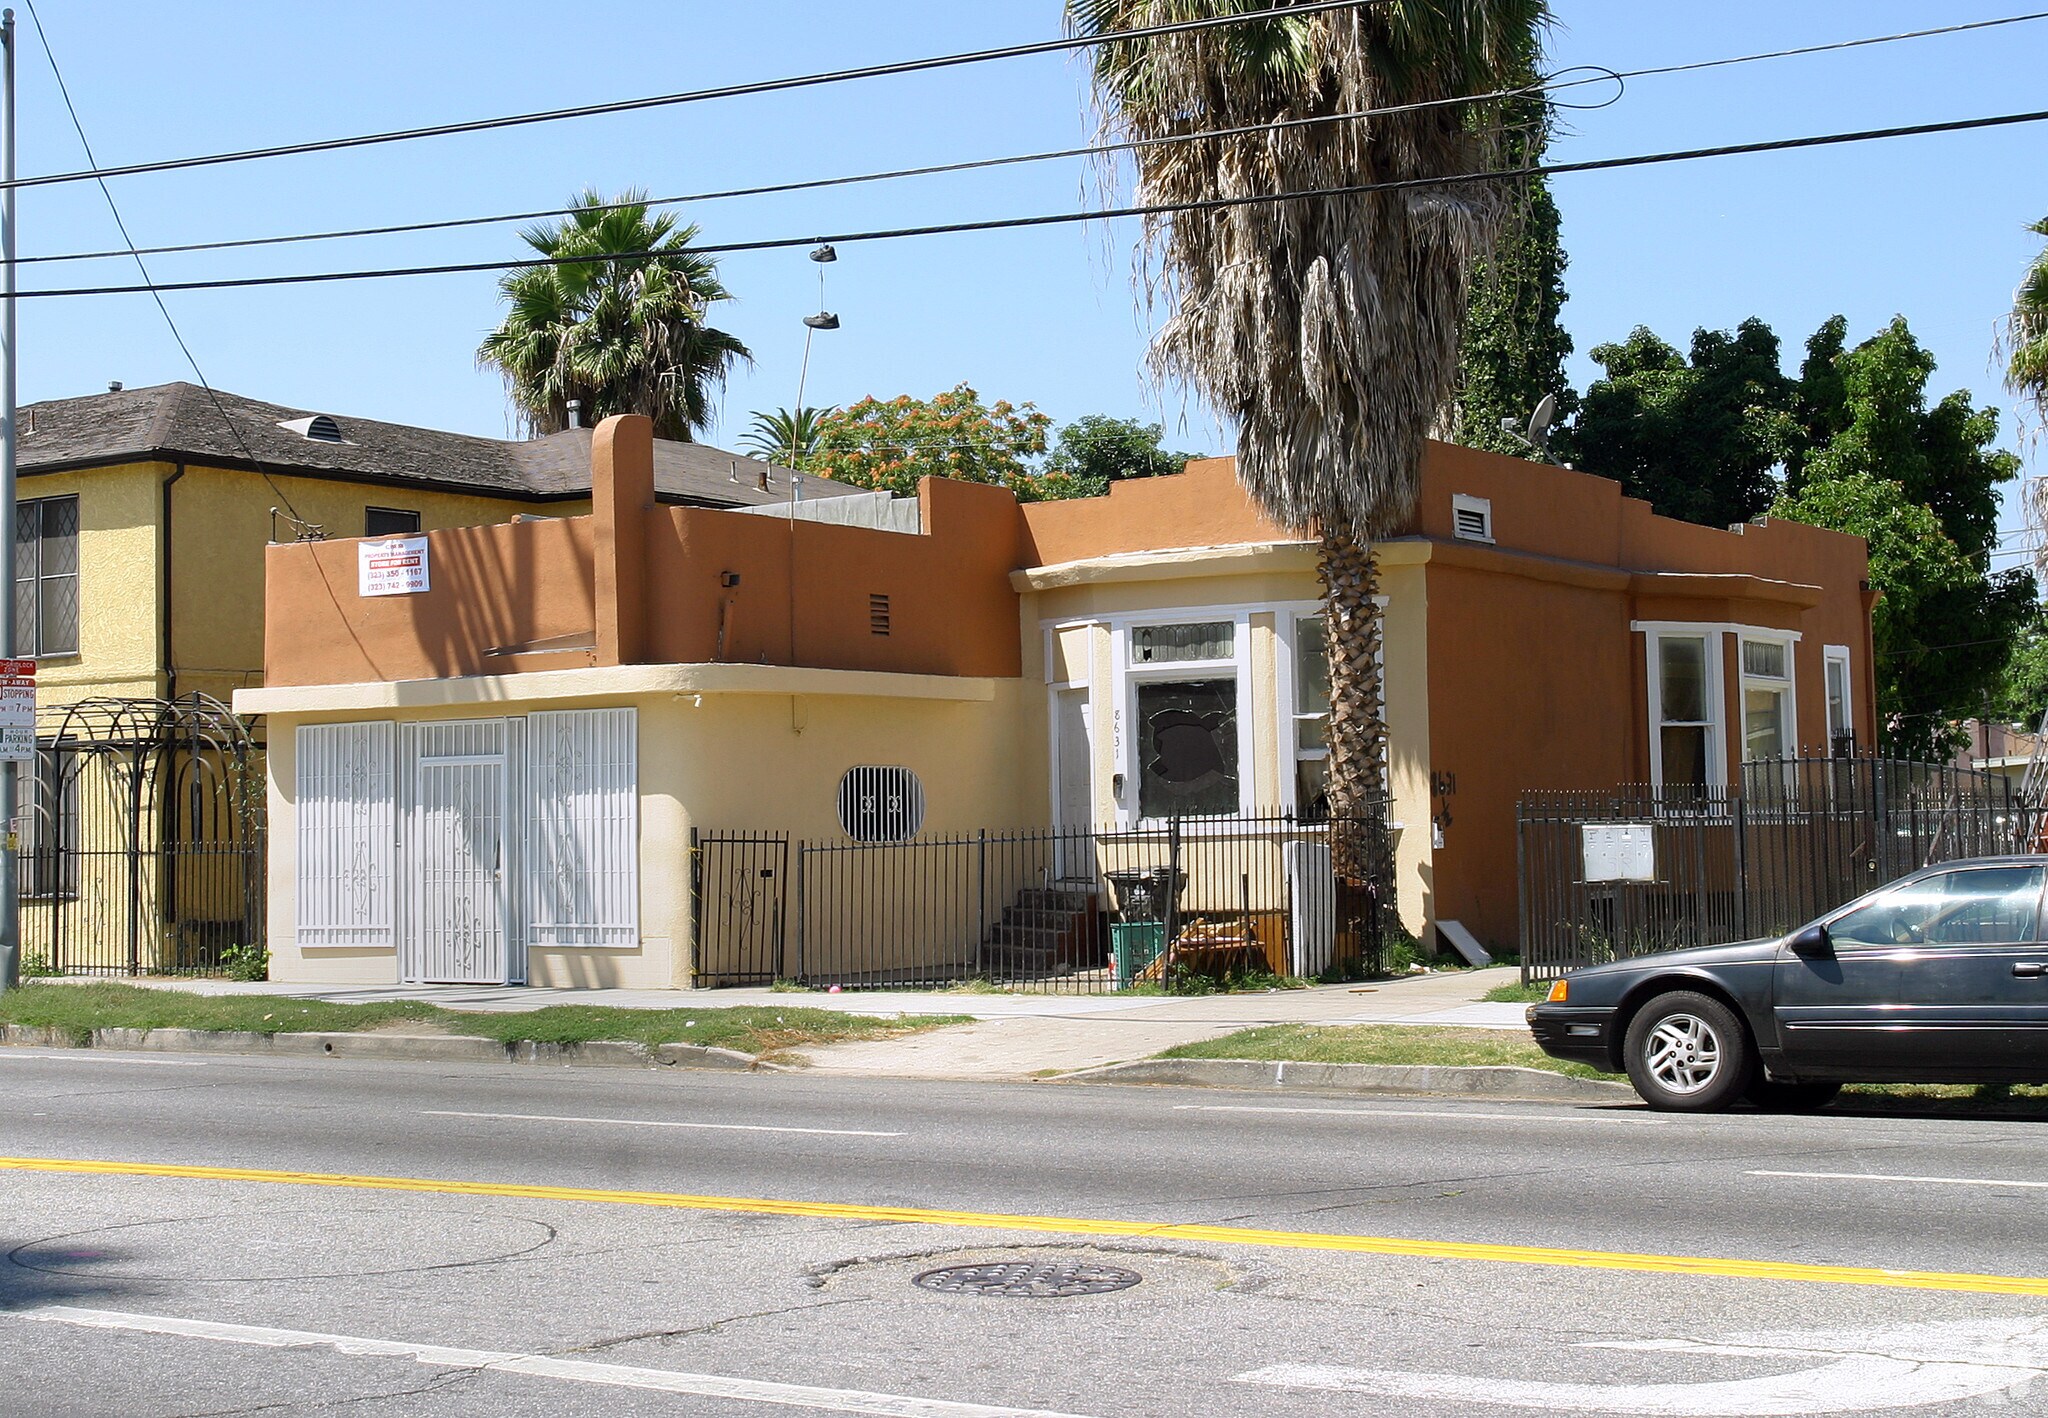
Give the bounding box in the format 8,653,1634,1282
913,1261,1142,1297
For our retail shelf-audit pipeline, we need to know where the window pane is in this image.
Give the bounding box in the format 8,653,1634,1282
13,574,34,655
1659,638,1706,723
1826,659,1849,736
1660,725,1709,789
1829,878,1946,947
1132,621,1232,664
1920,867,2045,946
38,574,77,657
1137,679,1239,818
1742,639,1787,679
1295,714,1327,754
13,499,37,582
38,497,78,576
1744,688,1786,761
365,507,421,538
1294,617,1330,716
1295,755,1330,822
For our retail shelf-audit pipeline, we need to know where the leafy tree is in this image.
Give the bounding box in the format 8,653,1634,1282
809,386,1053,499
738,406,835,469
478,191,749,440
1450,34,1576,458
1995,614,2048,727
1773,319,2033,758
1042,415,1194,498
1569,319,1794,528
1070,0,1549,825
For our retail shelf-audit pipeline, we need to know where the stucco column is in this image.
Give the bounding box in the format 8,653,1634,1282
592,415,653,666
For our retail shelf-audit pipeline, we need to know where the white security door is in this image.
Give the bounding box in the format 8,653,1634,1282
408,721,510,985
1053,689,1094,879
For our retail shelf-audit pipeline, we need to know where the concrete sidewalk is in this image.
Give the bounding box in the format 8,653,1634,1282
67,968,1529,1080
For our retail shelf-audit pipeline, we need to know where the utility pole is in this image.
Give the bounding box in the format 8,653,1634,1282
0,9,20,994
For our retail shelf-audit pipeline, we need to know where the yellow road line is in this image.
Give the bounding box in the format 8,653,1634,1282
3,1154,2043,1297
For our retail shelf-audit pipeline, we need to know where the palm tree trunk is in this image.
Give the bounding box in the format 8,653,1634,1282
1318,517,1391,964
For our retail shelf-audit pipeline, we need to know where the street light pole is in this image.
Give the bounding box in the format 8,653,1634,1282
0,10,19,994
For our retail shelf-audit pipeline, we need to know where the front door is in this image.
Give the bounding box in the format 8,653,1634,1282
408,722,510,985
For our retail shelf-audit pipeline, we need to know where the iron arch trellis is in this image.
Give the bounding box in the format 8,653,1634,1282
23,694,265,977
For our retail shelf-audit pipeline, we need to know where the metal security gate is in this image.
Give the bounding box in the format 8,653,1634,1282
690,831,789,984
23,695,265,977
405,721,511,985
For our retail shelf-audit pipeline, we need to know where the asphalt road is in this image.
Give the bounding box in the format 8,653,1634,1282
0,1048,2045,1417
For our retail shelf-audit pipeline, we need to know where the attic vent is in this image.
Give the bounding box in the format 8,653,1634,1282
869,593,891,636
278,414,348,444
1451,493,1493,543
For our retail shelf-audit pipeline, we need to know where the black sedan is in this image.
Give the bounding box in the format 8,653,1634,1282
1526,856,2048,1111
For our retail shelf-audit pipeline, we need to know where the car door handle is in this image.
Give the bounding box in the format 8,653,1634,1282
2014,962,2046,978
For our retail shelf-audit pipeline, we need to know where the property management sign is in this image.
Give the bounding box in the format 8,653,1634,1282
359,537,430,597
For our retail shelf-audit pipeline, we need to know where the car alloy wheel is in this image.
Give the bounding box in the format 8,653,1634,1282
1622,990,1754,1112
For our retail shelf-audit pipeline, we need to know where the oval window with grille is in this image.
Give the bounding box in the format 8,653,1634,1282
837,766,926,842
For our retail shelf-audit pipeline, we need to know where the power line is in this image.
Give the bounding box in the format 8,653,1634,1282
18,0,314,530
0,0,1385,194
21,10,2046,269
19,104,2048,301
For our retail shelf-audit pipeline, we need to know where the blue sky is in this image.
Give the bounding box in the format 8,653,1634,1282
18,3,2048,549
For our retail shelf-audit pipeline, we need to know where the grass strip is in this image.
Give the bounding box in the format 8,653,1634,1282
1482,980,1552,1004
0,983,967,1057
1158,1023,1604,1078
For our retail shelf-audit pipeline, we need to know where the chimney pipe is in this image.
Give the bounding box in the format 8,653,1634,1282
107,380,123,393
565,399,581,428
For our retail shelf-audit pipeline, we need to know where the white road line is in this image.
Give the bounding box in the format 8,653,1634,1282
1749,1169,2048,1191
1172,1104,1662,1126
421,1109,905,1139
0,1052,207,1067
13,1305,1096,1418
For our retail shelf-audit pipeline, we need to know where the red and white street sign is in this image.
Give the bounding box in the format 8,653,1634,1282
0,657,35,764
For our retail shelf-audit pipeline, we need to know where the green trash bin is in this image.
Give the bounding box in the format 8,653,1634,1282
1110,922,1166,989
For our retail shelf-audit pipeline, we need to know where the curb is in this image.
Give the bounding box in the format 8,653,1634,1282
1058,1057,1635,1103
0,1025,764,1072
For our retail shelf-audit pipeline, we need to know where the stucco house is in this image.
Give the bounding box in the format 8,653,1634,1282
237,415,1876,990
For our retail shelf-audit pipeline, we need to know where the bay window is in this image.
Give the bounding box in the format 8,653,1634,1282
1650,632,1720,792
1741,636,1796,762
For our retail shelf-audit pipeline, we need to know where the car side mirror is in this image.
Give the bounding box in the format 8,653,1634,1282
1789,923,1831,957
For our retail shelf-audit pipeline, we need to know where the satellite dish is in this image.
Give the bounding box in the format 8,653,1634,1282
1525,393,1557,454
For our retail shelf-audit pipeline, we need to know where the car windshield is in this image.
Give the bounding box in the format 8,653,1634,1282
1826,866,2046,947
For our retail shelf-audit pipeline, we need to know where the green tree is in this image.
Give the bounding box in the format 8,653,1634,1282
1450,33,1575,457
1773,317,2032,758
738,406,835,469
1569,319,1795,527
1042,414,1194,498
478,191,750,440
1069,0,1549,823
809,386,1053,499
1995,614,2048,726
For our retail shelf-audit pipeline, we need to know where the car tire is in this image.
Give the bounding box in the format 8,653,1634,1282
1745,1079,1842,1113
1622,991,1754,1112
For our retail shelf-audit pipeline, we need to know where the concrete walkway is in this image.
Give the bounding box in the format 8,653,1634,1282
69,968,1529,1080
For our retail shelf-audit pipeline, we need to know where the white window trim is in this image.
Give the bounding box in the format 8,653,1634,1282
1643,630,1727,790
1738,630,1799,763
1275,597,1389,817
1450,493,1494,544
1119,610,1254,826
1823,644,1854,746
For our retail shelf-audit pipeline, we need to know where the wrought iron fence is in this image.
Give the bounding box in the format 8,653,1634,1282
18,695,266,978
1518,755,2038,982
692,807,1398,993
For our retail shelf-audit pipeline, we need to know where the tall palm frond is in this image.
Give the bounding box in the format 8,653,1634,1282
1070,0,1548,819
2005,216,2048,431
739,406,836,467
479,190,752,440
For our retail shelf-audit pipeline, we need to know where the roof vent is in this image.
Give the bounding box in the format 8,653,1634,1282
107,380,124,393
277,414,348,444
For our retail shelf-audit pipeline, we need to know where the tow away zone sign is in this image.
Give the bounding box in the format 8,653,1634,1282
0,658,34,764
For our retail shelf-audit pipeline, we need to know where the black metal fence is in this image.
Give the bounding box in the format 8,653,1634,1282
692,807,1398,993
1518,756,2039,981
19,695,266,978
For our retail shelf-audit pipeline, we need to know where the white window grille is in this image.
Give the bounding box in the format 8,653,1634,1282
1451,494,1494,543
838,766,926,842
297,721,395,948
524,709,639,948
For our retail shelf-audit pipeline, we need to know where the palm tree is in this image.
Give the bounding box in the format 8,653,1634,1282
1069,0,1546,826
739,406,835,469
2007,217,2048,424
479,191,751,440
